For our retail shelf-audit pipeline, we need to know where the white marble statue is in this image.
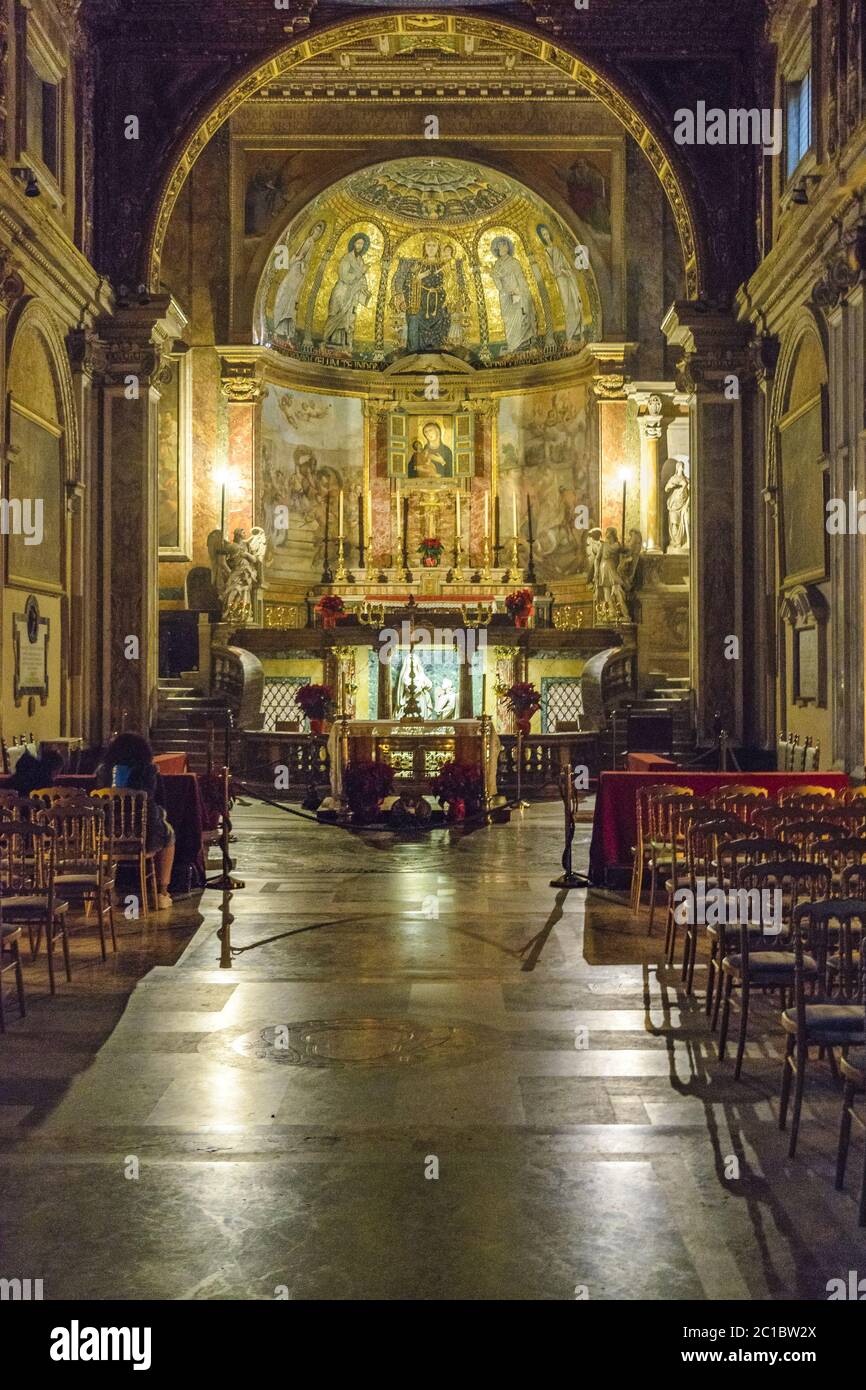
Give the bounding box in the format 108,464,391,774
395,647,433,720
208,526,268,626
490,236,537,352
665,458,690,552
592,527,631,624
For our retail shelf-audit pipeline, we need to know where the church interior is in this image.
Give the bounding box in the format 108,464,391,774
1,0,866,1322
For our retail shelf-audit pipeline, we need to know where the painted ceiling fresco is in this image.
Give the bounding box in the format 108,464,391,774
253,157,600,370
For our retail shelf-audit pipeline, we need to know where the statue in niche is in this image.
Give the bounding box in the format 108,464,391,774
323,233,372,349
392,237,452,353
535,223,583,342
489,235,537,353
665,458,690,552
434,675,457,719
208,526,268,627
272,220,325,342
589,526,631,625
395,648,434,720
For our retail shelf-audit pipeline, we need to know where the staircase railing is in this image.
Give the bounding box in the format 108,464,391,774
211,645,265,730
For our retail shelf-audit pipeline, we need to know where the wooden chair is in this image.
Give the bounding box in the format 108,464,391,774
668,814,749,987
779,900,866,1157
646,794,709,938
39,803,116,959
753,803,805,836
778,785,838,806
812,837,866,887
709,789,769,825
629,783,692,916
707,837,788,1022
0,792,33,822
90,788,157,916
0,897,25,1032
835,952,866,1225
718,860,832,1079
29,786,90,813
0,820,70,995
776,819,840,858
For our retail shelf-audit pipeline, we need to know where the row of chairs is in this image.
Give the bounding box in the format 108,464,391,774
777,733,820,772
0,787,162,1030
630,781,866,1226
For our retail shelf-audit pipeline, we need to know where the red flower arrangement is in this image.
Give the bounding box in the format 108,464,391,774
343,759,395,821
429,760,484,821
503,681,541,737
417,536,444,568
297,683,333,734
315,594,346,628
505,588,534,627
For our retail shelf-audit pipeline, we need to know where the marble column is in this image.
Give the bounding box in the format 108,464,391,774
662,304,750,743
67,330,106,743
97,297,189,736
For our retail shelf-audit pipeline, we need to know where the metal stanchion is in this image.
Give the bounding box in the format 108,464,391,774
205,766,245,891
550,763,592,888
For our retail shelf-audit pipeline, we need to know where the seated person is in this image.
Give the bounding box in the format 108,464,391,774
96,733,176,911
11,747,65,796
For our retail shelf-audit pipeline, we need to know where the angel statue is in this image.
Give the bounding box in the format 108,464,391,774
589,525,631,625
207,526,268,627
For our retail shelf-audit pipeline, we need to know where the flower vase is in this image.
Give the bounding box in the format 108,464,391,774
516,714,532,737
447,798,466,823
422,555,439,568
514,614,529,628
309,718,327,735
322,615,337,629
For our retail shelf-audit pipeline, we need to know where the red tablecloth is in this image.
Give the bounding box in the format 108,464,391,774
0,772,205,891
588,770,851,886
626,753,677,771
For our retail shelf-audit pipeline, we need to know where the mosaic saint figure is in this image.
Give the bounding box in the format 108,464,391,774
490,236,537,352
324,233,372,349
272,220,325,341
536,223,584,342
392,237,451,352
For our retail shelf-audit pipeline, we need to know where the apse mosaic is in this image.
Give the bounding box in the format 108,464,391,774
254,157,599,370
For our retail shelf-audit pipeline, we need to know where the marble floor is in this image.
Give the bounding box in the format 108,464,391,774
0,799,864,1300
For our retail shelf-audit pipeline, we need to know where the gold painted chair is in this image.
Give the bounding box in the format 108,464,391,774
90,788,157,916
0,792,34,822
644,790,706,936
628,783,691,916
706,836,788,1023
39,802,116,959
29,786,90,813
0,820,70,995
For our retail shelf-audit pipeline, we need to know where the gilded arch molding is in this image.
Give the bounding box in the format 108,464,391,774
144,11,704,299
6,297,80,486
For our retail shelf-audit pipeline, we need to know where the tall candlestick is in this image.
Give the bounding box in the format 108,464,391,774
526,495,534,544
456,488,461,537
338,488,344,540
481,673,487,715
324,490,330,545
494,494,500,552
484,491,489,542
402,496,408,556
512,488,518,538
357,491,364,566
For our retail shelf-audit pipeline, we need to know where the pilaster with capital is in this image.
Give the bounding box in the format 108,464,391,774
220,350,266,540
661,303,751,743
97,296,189,737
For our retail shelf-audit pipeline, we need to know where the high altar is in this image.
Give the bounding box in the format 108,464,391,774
159,156,694,797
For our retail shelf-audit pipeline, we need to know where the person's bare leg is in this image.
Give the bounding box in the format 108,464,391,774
157,842,175,895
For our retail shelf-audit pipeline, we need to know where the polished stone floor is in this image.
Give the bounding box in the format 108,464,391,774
0,800,864,1300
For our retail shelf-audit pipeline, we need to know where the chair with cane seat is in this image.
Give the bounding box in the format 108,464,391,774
90,788,156,917
718,860,832,1078
779,900,866,1157
0,820,70,994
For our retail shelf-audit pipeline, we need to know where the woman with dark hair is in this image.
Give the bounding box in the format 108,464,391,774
11,747,65,796
97,734,175,910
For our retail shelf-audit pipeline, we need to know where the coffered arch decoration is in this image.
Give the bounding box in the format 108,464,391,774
144,11,703,300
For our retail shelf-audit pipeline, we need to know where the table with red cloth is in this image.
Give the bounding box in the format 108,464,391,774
154,752,189,775
0,771,206,891
625,753,677,772
588,769,851,887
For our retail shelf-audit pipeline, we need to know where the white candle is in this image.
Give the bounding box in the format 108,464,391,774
456,489,461,537
481,673,487,713
512,487,518,537
484,491,489,540
338,488,344,539
366,489,372,550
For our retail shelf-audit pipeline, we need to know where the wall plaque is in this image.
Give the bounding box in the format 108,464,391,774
13,595,49,705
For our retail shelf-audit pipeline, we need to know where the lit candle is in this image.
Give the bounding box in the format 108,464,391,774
338,488,344,540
